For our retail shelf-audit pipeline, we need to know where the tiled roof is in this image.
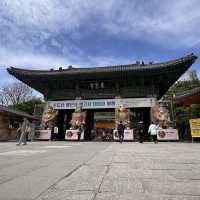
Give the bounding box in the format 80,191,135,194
6,54,198,100
175,86,200,100
0,105,38,120
7,54,197,77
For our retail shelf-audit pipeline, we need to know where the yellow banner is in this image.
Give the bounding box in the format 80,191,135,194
189,118,200,137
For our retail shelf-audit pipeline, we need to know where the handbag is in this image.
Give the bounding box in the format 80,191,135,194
26,126,32,133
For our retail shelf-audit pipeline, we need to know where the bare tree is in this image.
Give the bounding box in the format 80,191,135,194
0,82,33,106
0,88,5,105
188,69,199,81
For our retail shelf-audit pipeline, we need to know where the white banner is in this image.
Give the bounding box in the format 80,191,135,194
37,130,51,140
48,98,156,110
65,130,84,140
157,128,179,140
113,129,134,141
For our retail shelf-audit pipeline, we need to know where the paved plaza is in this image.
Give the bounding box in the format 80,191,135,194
0,141,200,200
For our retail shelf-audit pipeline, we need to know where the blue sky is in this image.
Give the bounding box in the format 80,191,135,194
0,0,200,86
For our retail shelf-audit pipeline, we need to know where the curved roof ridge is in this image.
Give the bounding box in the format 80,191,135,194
7,53,197,74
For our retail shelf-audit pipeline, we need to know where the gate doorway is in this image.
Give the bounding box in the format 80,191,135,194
130,108,150,141
84,109,115,141
55,107,150,141
56,109,73,140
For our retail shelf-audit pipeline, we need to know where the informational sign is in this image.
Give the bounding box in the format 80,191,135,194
113,129,134,141
189,118,200,137
48,98,156,110
65,130,84,140
157,128,179,140
37,130,51,140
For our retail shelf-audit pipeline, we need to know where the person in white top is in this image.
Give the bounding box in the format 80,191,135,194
148,122,158,143
52,126,58,141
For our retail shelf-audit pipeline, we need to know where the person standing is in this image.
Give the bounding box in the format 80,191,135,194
178,122,186,141
148,122,158,144
77,125,84,141
117,121,125,144
52,126,58,141
91,129,96,140
138,123,144,143
17,118,29,145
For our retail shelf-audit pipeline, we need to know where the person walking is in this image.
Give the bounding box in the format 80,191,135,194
29,120,36,142
117,121,125,144
17,118,30,145
148,122,158,144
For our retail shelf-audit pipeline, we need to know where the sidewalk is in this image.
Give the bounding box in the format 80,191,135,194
0,142,200,200
38,142,200,200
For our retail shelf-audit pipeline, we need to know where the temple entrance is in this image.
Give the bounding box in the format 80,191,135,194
55,107,150,141
84,109,115,141
130,108,150,141
56,109,73,140
56,108,115,141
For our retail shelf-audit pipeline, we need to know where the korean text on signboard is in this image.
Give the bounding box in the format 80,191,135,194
189,118,200,137
48,98,156,110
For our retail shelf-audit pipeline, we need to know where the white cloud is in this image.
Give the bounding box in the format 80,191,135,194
1,0,200,51
0,46,133,70
101,0,200,48
0,47,78,69
0,0,199,74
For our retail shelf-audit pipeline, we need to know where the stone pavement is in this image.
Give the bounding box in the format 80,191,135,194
0,142,200,200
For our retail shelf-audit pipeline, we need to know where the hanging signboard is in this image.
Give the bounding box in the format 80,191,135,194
189,118,200,137
48,98,156,110
157,128,179,140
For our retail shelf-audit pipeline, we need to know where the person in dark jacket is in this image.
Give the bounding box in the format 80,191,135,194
178,122,186,141
77,124,84,141
117,121,125,143
138,123,144,143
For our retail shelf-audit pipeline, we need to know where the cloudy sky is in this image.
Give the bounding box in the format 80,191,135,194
0,0,200,85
